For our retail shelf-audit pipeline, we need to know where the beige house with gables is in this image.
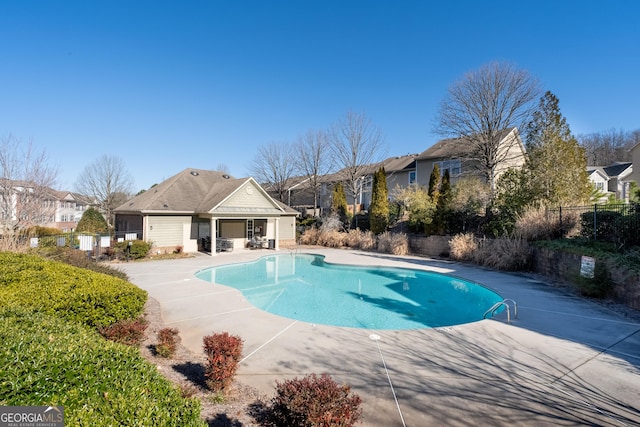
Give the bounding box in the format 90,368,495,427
114,168,299,255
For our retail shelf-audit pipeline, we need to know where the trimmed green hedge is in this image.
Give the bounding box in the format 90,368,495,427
0,252,147,327
0,308,205,426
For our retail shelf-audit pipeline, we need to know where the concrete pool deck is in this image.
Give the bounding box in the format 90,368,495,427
117,248,640,426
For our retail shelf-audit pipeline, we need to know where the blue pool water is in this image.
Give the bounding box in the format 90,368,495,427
195,253,503,330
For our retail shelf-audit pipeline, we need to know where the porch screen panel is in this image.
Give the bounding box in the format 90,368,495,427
219,220,245,238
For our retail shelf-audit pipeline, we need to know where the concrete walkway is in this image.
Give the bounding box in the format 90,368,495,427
117,249,640,426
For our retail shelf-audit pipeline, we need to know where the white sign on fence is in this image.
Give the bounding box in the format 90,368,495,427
100,235,111,248
580,256,596,279
78,235,94,251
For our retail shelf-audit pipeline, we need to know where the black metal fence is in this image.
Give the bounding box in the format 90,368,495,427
549,203,640,247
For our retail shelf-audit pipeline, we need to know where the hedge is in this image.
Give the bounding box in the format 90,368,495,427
0,252,147,327
0,307,205,426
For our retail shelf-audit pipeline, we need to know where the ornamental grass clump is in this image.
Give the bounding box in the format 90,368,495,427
450,233,531,271
343,229,376,250
515,205,580,241
377,231,409,255
265,373,362,427
449,232,478,262
202,332,243,392
478,236,532,271
299,227,320,245
317,230,345,248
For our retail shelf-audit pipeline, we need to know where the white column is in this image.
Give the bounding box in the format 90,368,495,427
210,216,217,256
274,217,280,251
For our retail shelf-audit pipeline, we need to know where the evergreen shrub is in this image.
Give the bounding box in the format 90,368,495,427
114,240,151,259
580,210,622,243
0,252,147,328
0,308,204,426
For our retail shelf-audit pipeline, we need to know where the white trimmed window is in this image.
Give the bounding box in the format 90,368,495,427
435,159,461,177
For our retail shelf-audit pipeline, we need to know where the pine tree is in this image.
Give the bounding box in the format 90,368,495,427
428,164,441,200
433,169,453,234
76,207,109,234
369,167,389,234
524,91,591,206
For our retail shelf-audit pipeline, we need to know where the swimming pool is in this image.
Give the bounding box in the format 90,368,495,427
196,253,503,330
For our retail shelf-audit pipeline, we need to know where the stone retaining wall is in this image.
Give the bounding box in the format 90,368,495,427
532,247,640,310
409,234,640,311
408,235,451,258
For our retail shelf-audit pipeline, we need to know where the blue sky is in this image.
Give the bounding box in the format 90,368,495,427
2,1,639,192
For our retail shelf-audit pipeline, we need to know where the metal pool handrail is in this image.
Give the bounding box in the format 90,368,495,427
484,299,518,324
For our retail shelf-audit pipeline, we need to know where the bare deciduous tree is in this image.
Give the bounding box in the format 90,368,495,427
249,142,296,203
434,61,541,196
293,129,334,212
75,154,134,228
578,128,638,166
330,111,386,219
216,163,231,174
0,134,58,250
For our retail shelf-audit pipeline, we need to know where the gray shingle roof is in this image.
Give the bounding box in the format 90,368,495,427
115,168,298,215
417,128,517,160
602,162,632,178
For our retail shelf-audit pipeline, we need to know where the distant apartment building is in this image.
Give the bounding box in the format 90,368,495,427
0,178,96,232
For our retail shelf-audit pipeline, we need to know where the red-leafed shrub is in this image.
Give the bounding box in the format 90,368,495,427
202,332,243,392
265,373,362,427
98,317,148,346
156,327,180,358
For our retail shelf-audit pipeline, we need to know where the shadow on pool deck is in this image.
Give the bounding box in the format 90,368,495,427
118,248,640,426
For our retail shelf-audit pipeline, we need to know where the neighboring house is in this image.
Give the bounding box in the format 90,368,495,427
630,142,640,184
586,167,610,202
0,178,94,232
47,191,96,232
114,168,299,255
311,153,418,214
415,127,525,188
602,162,633,201
381,153,419,194
587,162,634,201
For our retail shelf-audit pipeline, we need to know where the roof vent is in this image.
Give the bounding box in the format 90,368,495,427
190,171,199,176
222,174,230,179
